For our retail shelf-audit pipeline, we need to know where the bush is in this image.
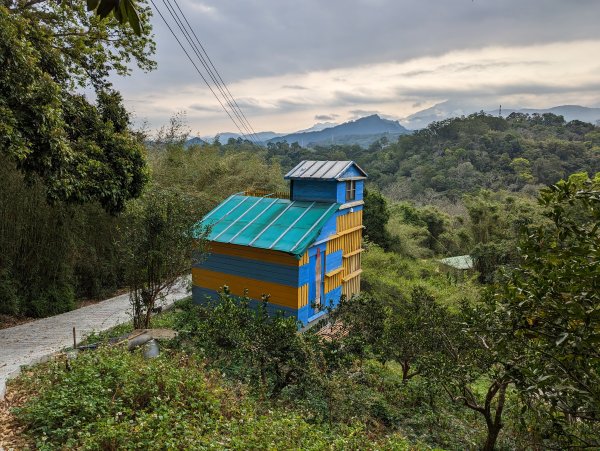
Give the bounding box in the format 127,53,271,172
13,346,414,450
0,265,21,315
175,291,322,398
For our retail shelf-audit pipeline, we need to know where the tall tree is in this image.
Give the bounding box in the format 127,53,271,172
1,0,155,213
363,188,394,250
119,188,208,329
495,173,600,426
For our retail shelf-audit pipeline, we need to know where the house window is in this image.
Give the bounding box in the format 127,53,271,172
345,180,356,202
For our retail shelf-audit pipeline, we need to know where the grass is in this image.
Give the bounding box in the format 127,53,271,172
81,299,189,345
361,245,480,310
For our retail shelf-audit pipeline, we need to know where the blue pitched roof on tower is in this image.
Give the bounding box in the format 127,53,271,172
198,195,339,256
285,160,367,180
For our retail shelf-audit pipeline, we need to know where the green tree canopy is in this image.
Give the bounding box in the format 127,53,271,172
494,174,600,425
1,1,155,212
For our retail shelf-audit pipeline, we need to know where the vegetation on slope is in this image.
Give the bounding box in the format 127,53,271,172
266,112,600,204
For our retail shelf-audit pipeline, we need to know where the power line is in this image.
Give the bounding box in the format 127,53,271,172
149,0,258,144
169,0,260,143
161,0,257,143
169,0,261,144
156,0,255,144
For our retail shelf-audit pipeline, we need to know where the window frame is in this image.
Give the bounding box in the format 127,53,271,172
345,180,356,202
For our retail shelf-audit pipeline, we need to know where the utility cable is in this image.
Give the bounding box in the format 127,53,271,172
161,0,257,144
170,0,261,144
149,0,254,143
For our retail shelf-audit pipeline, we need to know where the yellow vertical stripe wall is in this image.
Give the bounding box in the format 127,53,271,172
342,275,361,298
324,271,343,292
299,251,309,266
336,210,363,231
325,209,363,297
299,283,309,307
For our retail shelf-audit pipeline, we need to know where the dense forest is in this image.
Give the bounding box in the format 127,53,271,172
266,112,600,204
1,1,599,448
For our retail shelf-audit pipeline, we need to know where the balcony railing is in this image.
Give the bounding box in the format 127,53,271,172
244,189,290,199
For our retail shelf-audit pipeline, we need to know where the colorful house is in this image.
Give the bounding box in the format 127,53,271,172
192,160,367,326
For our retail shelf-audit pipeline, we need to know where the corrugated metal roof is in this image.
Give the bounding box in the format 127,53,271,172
438,255,474,270
197,195,339,256
284,160,367,180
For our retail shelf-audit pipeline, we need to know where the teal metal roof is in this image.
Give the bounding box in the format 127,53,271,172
197,195,339,256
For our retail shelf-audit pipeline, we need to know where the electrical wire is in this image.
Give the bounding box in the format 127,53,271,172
161,0,257,143
170,0,261,144
149,0,258,144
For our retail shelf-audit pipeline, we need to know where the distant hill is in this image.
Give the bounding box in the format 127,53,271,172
268,115,410,147
295,121,338,133
500,105,600,124
184,137,208,147
200,131,283,143
402,101,600,129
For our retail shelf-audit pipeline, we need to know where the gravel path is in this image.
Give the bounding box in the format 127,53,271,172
0,278,190,399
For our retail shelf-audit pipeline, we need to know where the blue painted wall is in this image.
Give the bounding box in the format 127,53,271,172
324,286,342,309
291,180,338,202
314,213,337,242
196,253,298,286
291,178,364,205
355,180,364,201
325,250,343,272
340,165,364,178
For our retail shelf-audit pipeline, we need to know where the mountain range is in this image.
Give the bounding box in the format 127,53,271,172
192,115,409,148
188,104,600,148
267,115,409,147
400,101,600,129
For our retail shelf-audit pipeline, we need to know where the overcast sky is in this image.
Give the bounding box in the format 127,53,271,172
112,0,600,135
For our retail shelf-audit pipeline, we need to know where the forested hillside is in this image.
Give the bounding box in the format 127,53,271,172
266,112,600,203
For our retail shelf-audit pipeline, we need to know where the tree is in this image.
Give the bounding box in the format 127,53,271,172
1,1,155,213
382,287,449,381
119,188,208,328
86,0,144,34
327,293,387,362
363,189,394,250
433,300,516,451
494,174,600,426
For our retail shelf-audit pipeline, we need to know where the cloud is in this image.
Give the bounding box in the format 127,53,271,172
135,0,600,84
315,114,339,121
189,103,220,112
114,38,600,134
283,85,309,90
348,109,380,118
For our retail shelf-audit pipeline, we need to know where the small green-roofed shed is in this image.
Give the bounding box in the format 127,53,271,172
438,255,474,270
199,194,339,257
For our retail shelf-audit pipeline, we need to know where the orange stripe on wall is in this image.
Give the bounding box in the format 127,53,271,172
192,268,302,309
207,242,300,267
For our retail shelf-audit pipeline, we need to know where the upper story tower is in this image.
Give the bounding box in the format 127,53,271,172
284,160,367,209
